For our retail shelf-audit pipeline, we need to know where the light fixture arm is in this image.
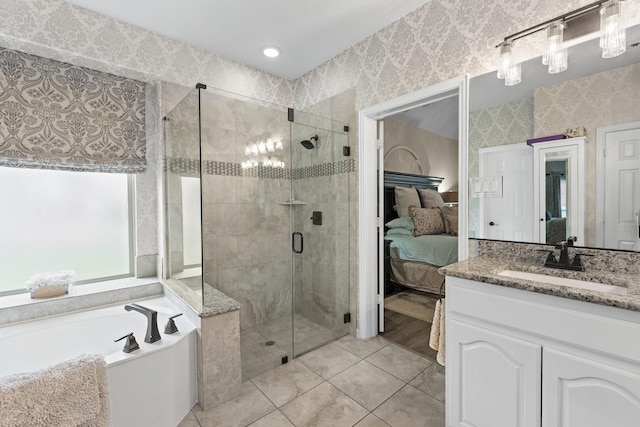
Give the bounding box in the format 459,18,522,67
496,0,610,47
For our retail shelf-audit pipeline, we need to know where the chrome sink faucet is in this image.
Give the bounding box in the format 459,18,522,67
124,303,161,343
538,236,592,272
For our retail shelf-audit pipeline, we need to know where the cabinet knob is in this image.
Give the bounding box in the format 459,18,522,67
489,221,497,226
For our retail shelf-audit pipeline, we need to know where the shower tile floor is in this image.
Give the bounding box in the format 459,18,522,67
179,335,445,427
241,314,341,380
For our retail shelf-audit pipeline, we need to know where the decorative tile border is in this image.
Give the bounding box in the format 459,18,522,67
165,157,356,180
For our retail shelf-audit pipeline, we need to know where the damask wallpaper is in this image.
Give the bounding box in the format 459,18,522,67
0,47,146,173
535,63,640,247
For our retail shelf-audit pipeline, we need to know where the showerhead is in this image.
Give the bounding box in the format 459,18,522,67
300,135,318,149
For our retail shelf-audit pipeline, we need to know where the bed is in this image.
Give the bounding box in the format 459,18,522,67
383,171,458,296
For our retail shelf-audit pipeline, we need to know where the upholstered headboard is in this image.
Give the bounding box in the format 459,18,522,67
383,171,444,224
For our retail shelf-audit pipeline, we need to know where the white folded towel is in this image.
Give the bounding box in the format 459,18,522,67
429,299,441,351
429,299,446,366
437,299,446,366
0,354,110,427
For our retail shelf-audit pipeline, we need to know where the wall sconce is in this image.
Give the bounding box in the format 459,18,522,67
496,0,628,86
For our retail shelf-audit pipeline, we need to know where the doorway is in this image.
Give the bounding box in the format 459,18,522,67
357,75,469,340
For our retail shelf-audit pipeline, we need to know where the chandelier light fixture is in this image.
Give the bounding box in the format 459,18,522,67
496,0,628,86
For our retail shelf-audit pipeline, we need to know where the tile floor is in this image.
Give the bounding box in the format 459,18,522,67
179,335,445,427
241,314,341,380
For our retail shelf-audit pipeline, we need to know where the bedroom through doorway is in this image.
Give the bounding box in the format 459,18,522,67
379,94,459,359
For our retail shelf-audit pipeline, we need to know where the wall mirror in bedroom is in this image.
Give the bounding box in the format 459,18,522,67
469,22,640,251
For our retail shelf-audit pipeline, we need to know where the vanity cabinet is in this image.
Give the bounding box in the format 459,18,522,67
447,276,640,427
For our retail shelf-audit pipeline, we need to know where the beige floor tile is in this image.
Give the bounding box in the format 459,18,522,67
410,363,445,402
247,409,295,426
374,385,445,427
194,382,275,427
251,360,324,407
334,334,388,358
329,360,405,411
298,342,361,379
366,344,432,382
355,413,391,426
178,410,201,427
280,381,369,427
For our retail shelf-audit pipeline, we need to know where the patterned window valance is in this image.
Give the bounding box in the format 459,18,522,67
0,47,146,173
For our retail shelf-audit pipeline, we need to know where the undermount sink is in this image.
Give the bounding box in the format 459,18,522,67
497,270,628,295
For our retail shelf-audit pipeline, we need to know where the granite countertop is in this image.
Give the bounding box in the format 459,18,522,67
163,278,242,317
439,256,640,312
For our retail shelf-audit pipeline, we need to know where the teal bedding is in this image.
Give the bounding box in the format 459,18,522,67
384,233,458,266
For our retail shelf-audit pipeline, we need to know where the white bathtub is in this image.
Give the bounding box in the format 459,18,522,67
0,296,197,427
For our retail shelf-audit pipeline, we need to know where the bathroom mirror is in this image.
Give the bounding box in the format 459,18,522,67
469,23,640,250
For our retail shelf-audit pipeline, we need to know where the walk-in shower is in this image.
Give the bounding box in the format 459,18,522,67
163,86,351,380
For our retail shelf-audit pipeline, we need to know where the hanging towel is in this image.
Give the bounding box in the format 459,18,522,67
0,354,110,427
429,299,441,351
437,299,446,366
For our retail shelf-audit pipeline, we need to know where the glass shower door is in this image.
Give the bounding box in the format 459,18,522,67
290,111,351,357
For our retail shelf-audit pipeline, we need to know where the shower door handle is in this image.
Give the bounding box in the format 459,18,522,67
292,232,303,254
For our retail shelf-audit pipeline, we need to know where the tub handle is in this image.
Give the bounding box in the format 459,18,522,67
164,313,183,335
115,332,140,353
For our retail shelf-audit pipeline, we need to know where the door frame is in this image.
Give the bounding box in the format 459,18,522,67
357,75,469,339
596,121,640,247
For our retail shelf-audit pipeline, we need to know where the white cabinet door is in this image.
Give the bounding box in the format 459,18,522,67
448,319,542,427
543,348,640,427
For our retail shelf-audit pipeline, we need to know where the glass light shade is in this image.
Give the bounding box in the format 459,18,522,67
505,62,521,86
544,21,567,73
600,0,626,58
548,48,567,74
497,41,515,79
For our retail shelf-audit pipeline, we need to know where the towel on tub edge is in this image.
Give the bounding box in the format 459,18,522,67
0,353,110,427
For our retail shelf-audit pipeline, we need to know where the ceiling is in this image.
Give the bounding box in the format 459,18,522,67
64,0,430,80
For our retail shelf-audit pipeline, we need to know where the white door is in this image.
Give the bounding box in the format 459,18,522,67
543,348,640,427
448,319,542,427
479,144,534,241
603,127,640,251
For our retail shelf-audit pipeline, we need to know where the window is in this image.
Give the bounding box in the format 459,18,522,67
181,177,202,268
0,168,133,294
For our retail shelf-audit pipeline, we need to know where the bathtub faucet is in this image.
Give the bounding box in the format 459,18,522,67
124,303,161,343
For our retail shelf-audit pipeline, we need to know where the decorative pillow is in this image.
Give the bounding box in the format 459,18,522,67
385,216,413,231
418,188,445,208
409,205,446,236
438,206,458,234
386,228,412,236
445,214,459,236
394,187,420,217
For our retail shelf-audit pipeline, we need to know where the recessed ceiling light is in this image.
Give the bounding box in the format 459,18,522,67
263,47,280,58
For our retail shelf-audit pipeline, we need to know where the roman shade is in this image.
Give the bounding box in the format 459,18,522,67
0,47,146,173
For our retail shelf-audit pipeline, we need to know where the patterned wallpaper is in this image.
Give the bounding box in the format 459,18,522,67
0,47,146,173
0,0,293,107
468,98,534,237
535,63,640,247
292,0,638,110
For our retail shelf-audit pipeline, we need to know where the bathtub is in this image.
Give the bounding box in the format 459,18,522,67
0,296,197,427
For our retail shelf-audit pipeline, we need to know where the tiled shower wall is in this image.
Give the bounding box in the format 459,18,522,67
200,93,292,330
